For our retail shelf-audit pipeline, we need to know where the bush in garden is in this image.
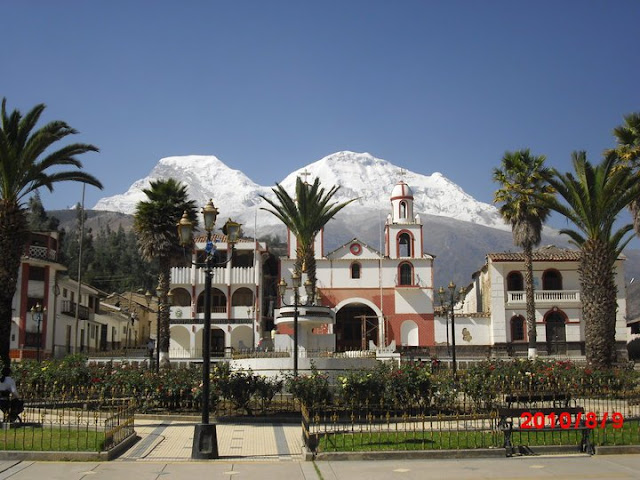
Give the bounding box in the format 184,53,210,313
386,362,432,407
218,369,258,415
338,368,386,408
286,366,331,410
429,371,458,412
254,375,284,414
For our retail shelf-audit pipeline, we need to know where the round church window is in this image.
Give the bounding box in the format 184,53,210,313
350,243,362,255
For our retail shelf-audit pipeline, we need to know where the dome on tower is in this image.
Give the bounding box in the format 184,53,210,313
391,181,413,199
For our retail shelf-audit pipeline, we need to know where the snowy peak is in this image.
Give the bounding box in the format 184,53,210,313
93,155,270,219
278,151,506,229
93,151,507,231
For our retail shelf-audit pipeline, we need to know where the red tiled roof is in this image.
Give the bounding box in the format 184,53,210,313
488,246,581,262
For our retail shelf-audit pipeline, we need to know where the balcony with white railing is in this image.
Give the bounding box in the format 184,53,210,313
231,267,255,284
170,266,255,286
506,290,581,305
25,245,57,262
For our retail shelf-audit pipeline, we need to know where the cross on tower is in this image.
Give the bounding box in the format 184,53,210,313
399,167,407,180
299,169,312,184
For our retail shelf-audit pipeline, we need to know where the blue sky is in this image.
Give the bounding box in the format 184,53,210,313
3,1,639,223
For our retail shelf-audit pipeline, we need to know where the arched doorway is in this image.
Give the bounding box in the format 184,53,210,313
335,303,378,351
400,320,419,346
545,311,567,355
196,327,226,357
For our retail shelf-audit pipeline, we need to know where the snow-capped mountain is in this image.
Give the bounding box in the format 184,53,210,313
93,155,272,221
93,151,508,233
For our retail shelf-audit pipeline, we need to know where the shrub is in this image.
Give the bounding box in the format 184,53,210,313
286,366,331,410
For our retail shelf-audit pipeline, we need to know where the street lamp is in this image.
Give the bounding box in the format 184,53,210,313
278,272,313,377
437,281,467,376
178,200,240,460
30,303,46,362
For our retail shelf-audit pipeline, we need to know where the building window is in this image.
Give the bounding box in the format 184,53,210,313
232,287,253,307
171,288,192,307
542,269,563,290
399,262,413,286
198,288,226,313
28,266,46,281
511,315,525,342
351,262,361,279
400,201,407,219
506,271,524,291
398,232,412,257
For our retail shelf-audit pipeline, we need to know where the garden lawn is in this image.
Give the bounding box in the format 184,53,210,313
0,426,106,452
317,420,640,452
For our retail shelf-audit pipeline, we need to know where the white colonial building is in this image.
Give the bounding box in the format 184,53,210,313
168,233,272,358
455,246,629,359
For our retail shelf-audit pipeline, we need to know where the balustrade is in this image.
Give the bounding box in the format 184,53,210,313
506,290,580,304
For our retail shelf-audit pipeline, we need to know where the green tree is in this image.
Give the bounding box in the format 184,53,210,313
610,112,640,234
260,177,356,303
542,152,640,368
493,149,554,359
27,192,59,231
59,204,95,284
133,178,197,367
0,98,101,366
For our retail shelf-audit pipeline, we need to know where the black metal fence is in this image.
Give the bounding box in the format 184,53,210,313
302,390,640,454
0,396,135,453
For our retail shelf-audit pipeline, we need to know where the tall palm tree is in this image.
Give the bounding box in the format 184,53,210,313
0,98,102,367
542,151,640,368
260,176,356,303
133,178,197,368
493,149,554,359
610,113,640,234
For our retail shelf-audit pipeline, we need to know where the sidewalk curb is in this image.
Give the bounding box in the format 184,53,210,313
314,448,506,461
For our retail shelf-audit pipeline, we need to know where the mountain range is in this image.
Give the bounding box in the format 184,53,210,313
81,151,638,315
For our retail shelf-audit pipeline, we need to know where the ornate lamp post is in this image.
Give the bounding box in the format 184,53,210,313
437,281,467,376
178,199,240,460
30,303,46,362
278,273,313,377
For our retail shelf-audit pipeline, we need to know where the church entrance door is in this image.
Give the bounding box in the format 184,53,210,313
335,303,378,352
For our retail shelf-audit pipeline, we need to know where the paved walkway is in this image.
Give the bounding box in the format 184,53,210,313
2,455,640,479
120,419,304,462
2,420,640,479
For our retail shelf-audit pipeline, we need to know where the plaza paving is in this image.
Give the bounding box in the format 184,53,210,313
120,419,305,461
1,420,640,479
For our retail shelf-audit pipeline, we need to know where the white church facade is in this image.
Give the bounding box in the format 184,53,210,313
277,180,437,353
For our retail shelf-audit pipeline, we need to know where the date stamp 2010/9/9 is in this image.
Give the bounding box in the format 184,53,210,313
520,412,624,430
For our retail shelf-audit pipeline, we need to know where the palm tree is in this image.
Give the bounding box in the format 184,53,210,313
0,98,102,367
493,149,554,359
542,151,640,368
610,113,640,234
133,178,197,368
260,176,356,303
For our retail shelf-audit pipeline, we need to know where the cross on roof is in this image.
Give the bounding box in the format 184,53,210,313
299,169,312,184
399,167,407,179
